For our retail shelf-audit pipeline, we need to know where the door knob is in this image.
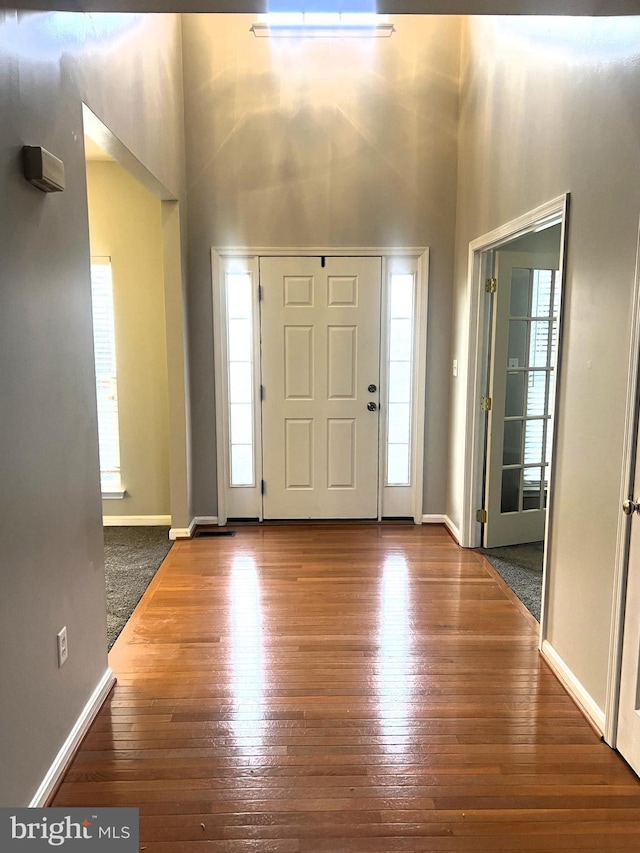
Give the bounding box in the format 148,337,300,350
367,402,377,412
368,384,377,393
623,498,640,516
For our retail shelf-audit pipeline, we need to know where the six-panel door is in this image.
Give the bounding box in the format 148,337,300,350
260,256,382,519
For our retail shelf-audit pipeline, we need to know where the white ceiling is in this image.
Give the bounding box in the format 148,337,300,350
3,1,640,15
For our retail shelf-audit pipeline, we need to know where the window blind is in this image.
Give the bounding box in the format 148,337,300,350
90,258,122,492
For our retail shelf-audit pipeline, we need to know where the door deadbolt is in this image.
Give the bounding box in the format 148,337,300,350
368,384,377,393
367,402,377,412
623,498,640,516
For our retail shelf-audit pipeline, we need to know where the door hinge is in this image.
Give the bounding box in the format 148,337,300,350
476,508,487,523
260,384,265,401
261,479,265,495
258,284,263,301
485,277,497,294
480,396,492,412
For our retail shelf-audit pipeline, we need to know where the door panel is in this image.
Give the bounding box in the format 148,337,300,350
484,251,560,547
618,477,640,774
284,326,314,399
327,326,357,398
261,256,381,519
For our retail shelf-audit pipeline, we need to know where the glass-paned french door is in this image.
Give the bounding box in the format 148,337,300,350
484,249,561,548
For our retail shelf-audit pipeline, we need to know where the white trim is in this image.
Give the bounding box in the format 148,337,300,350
461,194,569,550
29,668,115,807
422,514,461,543
169,518,197,540
101,490,126,500
376,256,390,522
214,246,430,258
605,217,640,747
212,246,429,524
538,200,570,650
103,515,171,526
212,249,228,527
541,640,606,736
412,251,429,524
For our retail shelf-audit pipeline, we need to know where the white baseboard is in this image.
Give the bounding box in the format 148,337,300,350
169,517,221,540
541,640,606,736
29,668,116,807
103,515,171,526
169,518,197,540
422,514,461,544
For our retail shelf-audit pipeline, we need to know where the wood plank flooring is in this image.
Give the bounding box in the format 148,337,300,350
53,523,640,850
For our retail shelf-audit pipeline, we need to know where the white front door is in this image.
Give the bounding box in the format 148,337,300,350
260,256,382,519
484,250,561,547
616,463,640,774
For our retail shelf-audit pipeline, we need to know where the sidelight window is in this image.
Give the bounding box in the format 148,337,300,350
90,257,122,497
386,273,415,486
226,273,255,487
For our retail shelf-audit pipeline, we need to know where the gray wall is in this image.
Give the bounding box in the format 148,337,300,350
0,10,186,806
449,15,640,710
182,14,462,518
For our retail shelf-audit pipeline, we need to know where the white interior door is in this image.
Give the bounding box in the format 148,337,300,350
617,463,640,775
484,250,560,547
260,256,381,519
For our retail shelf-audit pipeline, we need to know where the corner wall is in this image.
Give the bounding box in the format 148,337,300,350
449,16,640,711
0,11,186,806
181,13,462,518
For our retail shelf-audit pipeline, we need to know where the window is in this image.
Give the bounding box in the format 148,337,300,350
501,266,560,513
251,12,394,37
386,273,415,486
90,258,123,497
226,273,255,487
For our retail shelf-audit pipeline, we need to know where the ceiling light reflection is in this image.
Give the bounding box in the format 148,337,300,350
230,554,265,744
377,553,412,752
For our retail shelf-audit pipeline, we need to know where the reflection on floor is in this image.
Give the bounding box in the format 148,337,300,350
480,541,543,621
54,524,640,850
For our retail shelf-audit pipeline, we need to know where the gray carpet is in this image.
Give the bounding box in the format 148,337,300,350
104,526,173,650
480,541,544,622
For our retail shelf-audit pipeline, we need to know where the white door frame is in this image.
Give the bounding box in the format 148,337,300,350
459,194,569,639
604,219,640,747
212,246,429,526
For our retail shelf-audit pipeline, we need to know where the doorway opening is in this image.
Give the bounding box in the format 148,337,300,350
84,140,171,528
212,248,429,525
82,104,190,537
460,195,569,632
82,106,191,648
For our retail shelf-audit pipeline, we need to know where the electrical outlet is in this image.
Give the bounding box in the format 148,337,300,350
57,626,68,667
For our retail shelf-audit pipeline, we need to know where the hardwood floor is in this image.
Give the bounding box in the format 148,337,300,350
53,523,640,850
